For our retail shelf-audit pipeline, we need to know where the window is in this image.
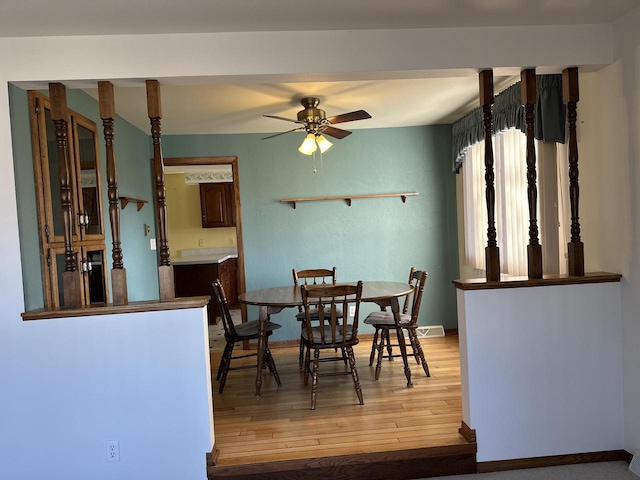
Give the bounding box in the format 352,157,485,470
28,91,109,307
461,128,568,276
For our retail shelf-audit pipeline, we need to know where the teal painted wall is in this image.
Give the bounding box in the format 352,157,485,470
9,85,159,309
162,125,459,339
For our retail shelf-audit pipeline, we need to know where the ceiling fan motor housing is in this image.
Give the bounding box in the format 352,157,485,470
297,97,327,133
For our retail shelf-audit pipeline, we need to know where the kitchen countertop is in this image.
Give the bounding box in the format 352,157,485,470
171,247,238,265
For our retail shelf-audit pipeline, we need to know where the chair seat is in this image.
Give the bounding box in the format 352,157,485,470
364,311,411,327
302,324,355,344
295,307,343,321
229,319,282,340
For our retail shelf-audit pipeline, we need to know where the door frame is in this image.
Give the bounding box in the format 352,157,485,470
163,156,248,321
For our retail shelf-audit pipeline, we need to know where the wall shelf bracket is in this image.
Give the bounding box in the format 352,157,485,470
119,196,148,211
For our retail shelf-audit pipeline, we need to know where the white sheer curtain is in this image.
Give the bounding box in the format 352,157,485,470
495,128,530,276
462,140,487,271
556,142,570,275
462,128,538,276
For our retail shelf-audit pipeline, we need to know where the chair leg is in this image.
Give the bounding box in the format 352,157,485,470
264,344,282,386
407,329,421,364
303,341,311,386
218,341,234,393
217,342,232,380
310,348,320,410
346,346,364,405
395,326,413,388
385,329,394,361
298,332,305,370
369,328,380,366
374,328,386,380
409,329,430,377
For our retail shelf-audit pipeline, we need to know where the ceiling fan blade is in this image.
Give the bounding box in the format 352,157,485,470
321,126,352,139
326,110,371,125
263,114,301,123
261,127,305,140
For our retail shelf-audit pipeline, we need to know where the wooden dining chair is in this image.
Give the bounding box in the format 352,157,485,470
364,268,430,380
292,267,343,369
212,279,282,393
300,281,364,410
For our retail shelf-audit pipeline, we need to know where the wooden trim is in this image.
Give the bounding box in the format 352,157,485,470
479,70,494,106
453,271,621,291
21,296,209,321
459,421,477,443
208,444,477,480
478,450,629,474
28,91,54,308
206,444,220,467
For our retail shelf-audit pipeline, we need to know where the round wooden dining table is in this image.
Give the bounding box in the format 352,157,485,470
239,281,415,398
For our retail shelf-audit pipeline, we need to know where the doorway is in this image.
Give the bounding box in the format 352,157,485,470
163,156,248,321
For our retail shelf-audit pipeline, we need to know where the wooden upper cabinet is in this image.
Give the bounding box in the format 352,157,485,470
200,182,235,228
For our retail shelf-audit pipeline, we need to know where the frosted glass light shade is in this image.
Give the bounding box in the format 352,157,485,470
298,134,317,155
315,135,333,153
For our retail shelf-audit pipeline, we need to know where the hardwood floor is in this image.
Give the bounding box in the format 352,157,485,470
207,329,475,479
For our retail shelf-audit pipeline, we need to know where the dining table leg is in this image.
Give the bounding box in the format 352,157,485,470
255,305,268,399
391,297,413,387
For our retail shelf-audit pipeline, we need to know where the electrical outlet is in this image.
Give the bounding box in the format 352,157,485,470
198,238,205,247
150,238,156,250
144,223,150,236
229,237,234,246
349,306,356,317
106,440,120,462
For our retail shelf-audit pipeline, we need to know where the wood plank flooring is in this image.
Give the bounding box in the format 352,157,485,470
208,331,473,479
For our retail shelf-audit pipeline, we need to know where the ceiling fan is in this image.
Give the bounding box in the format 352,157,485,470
261,97,371,154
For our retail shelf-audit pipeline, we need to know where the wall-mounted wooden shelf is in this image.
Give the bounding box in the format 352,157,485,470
280,192,418,209
119,196,148,211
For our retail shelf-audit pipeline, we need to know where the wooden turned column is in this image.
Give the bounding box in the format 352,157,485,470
480,70,500,282
98,81,128,305
562,67,585,276
49,83,82,308
146,80,175,300
521,69,543,279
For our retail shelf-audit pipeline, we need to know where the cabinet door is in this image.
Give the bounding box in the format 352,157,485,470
218,259,236,306
29,91,108,308
173,263,220,325
200,183,235,228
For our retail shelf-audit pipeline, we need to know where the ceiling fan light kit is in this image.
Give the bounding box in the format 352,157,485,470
262,97,371,157
315,135,332,153
298,133,318,155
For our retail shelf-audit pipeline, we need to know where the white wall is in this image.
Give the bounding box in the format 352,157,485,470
458,283,624,462
599,5,640,456
0,21,632,477
0,306,213,480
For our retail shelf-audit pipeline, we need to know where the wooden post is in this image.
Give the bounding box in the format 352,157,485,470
49,83,82,308
479,70,500,282
98,81,128,305
146,80,175,300
521,69,543,279
562,67,585,276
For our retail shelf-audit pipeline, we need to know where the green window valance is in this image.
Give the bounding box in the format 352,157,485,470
452,74,565,173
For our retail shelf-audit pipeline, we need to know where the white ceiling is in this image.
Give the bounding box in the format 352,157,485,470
6,0,638,135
